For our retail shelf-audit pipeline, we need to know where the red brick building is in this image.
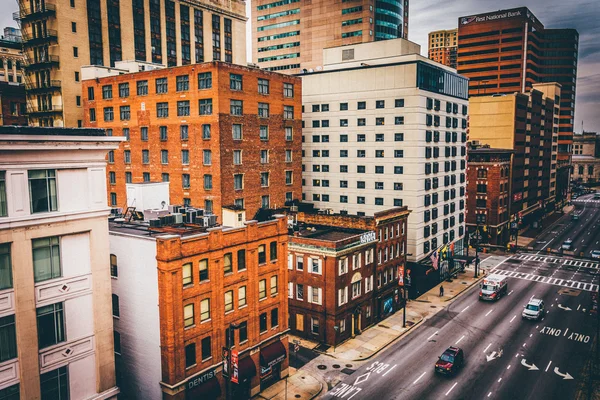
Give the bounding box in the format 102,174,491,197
466,143,513,245
109,214,290,400
0,82,27,126
83,61,302,220
287,206,410,346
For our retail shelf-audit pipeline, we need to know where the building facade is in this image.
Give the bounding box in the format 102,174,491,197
287,206,409,346
0,82,27,126
0,126,122,400
572,132,600,184
300,38,468,263
466,143,513,246
251,0,409,74
428,28,457,69
0,37,24,84
82,61,302,220
15,0,247,128
109,214,290,400
457,7,578,200
469,83,560,226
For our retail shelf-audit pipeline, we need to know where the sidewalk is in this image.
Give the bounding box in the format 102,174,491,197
294,265,489,362
253,367,323,400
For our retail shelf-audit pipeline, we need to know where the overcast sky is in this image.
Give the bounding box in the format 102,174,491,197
2,0,598,132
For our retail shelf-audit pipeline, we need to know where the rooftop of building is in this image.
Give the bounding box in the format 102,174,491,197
292,224,369,243
0,38,22,50
467,142,514,154
109,220,210,238
0,126,106,136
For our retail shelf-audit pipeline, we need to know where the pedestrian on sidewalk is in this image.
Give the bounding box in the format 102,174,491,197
439,285,444,297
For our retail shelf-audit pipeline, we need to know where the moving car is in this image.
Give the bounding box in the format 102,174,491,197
591,250,600,259
562,240,573,250
479,274,508,301
435,347,464,375
522,298,545,320
571,214,580,221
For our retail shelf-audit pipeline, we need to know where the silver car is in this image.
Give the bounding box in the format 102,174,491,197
522,299,545,320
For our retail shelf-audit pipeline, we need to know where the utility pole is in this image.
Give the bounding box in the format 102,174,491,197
225,322,240,400
475,218,480,278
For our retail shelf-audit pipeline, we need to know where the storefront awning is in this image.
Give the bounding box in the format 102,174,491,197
186,375,221,400
260,340,287,368
239,356,257,382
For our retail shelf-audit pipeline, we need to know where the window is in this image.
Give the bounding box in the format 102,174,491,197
262,195,270,208
181,150,190,165
284,106,294,119
258,103,270,118
259,279,267,299
199,99,212,115
0,315,16,362
112,294,120,317
135,80,148,96
183,263,192,286
198,72,212,89
176,75,189,92
230,73,243,90
201,336,211,360
261,172,269,186
259,312,268,333
311,318,319,334
156,77,168,93
178,101,190,116
36,303,64,349
340,119,348,127
182,174,190,189
203,150,212,165
376,100,385,109
224,290,234,313
258,244,266,264
284,83,294,97
236,249,246,271
157,102,169,118
230,100,243,116
185,343,196,368
238,285,247,307
204,175,213,190
394,150,404,158
233,150,242,165
102,85,113,99
234,174,244,190
40,367,68,400
200,298,210,322
395,116,404,125
270,275,278,295
269,241,278,261
32,236,61,282
352,281,361,298
258,78,270,94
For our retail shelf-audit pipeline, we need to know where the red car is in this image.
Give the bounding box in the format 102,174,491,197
435,346,464,375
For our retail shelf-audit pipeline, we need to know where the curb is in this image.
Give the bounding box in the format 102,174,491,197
310,383,324,400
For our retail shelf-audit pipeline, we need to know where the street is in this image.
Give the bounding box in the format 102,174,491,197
324,253,597,400
533,193,600,257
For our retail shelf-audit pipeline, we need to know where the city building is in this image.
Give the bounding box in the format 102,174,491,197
0,82,27,125
572,132,600,184
287,205,409,345
300,38,469,263
251,0,409,74
466,142,513,246
0,35,24,84
457,6,578,201
469,83,561,227
15,0,247,128
2,28,22,43
109,209,289,399
82,61,302,220
428,28,457,69
0,126,122,400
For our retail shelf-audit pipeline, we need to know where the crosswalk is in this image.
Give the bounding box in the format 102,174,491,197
512,254,600,269
573,199,600,204
494,269,599,292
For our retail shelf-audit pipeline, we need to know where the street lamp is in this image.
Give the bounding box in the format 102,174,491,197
474,218,480,278
225,322,241,400
333,325,339,353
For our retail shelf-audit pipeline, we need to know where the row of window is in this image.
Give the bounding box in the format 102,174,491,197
308,133,405,143
306,180,403,191
309,116,404,128
307,99,406,113
310,194,399,207
0,169,57,217
90,74,295,99
90,100,295,121
109,125,295,142
423,227,464,254
304,164,404,174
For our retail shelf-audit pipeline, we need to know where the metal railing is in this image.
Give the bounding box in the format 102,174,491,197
13,2,56,21
24,80,61,91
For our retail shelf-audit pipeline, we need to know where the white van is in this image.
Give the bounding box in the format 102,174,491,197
479,274,508,301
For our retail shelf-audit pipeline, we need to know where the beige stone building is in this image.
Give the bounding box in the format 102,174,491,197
572,131,600,184
251,0,409,74
427,28,457,69
15,0,247,128
0,126,122,399
0,36,24,84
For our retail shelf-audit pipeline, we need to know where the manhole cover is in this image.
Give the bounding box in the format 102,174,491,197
430,305,437,308
462,281,468,284
346,364,353,368
333,364,341,369
295,395,301,398
317,365,327,370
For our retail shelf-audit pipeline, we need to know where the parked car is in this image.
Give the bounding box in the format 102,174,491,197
522,298,545,320
435,347,464,375
591,250,600,259
572,214,580,221
562,240,573,250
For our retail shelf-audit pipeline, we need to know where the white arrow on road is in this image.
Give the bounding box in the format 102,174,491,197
486,351,501,362
521,359,539,371
554,367,574,380
558,304,572,311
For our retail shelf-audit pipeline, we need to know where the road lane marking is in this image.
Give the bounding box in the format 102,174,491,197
413,371,426,385
545,361,552,372
485,309,494,316
461,306,470,313
427,331,439,341
382,365,397,377
523,343,526,347
507,365,511,370
578,305,581,310
498,378,502,383
564,328,569,337
488,392,492,398
456,335,465,344
510,315,516,323
445,382,458,396
508,290,513,295
483,343,492,353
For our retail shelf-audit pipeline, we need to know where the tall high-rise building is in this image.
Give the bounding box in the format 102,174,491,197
428,29,457,69
15,0,247,128
300,38,469,263
457,7,578,203
251,0,409,74
0,126,122,400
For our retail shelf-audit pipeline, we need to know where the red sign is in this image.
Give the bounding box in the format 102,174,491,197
398,265,405,287
231,350,239,384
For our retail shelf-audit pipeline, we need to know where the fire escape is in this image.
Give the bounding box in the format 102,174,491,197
13,0,62,126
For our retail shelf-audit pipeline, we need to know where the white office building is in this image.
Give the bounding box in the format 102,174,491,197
300,39,469,262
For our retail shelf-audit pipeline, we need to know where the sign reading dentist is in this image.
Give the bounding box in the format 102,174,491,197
360,231,377,245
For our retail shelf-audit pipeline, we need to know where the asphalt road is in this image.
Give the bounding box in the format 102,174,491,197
324,256,596,400
532,193,600,257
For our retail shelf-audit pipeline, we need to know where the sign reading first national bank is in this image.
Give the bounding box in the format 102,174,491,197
460,7,537,26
